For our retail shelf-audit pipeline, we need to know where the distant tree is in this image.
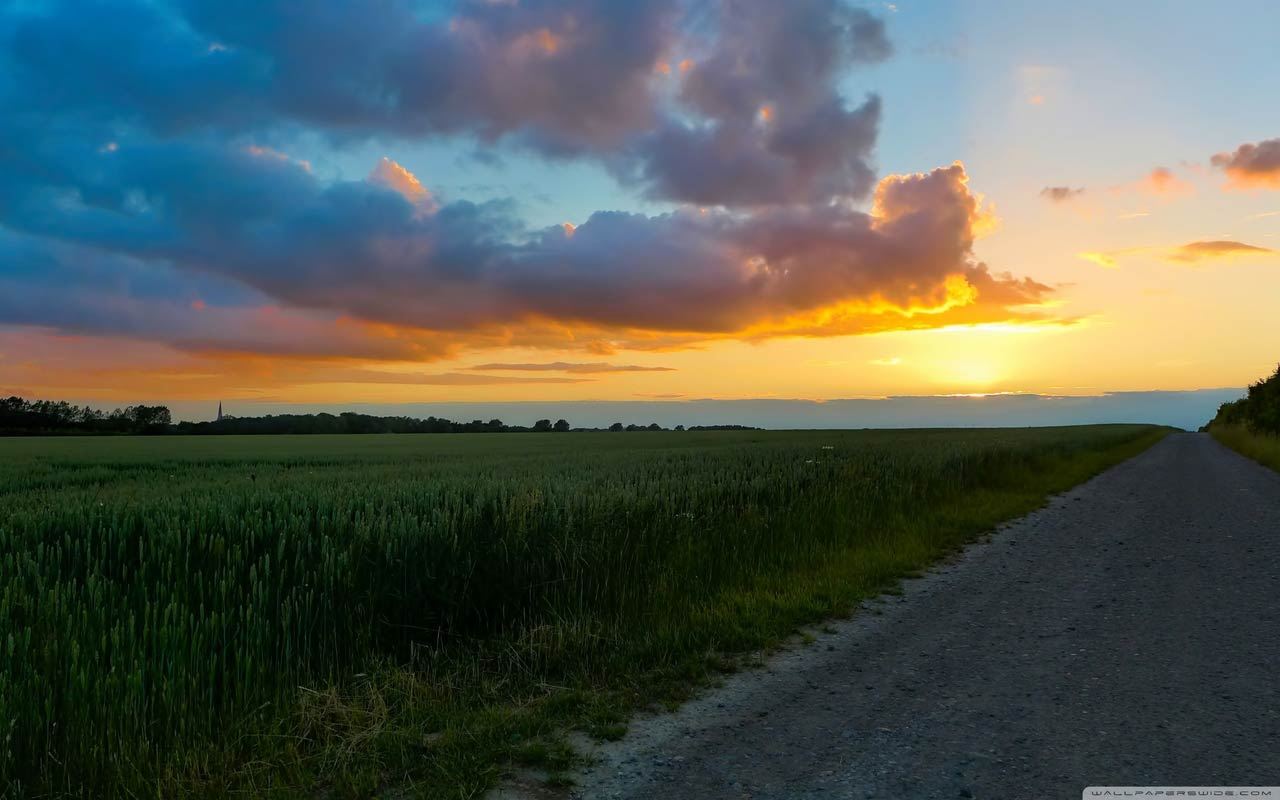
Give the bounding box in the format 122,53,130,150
0,394,758,437
674,424,685,431
1245,364,1280,434
123,405,172,432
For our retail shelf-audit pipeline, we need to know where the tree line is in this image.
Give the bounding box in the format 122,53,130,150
1,397,172,435
0,396,757,436
1207,363,1280,434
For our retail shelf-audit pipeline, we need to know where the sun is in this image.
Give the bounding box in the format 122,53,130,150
943,358,1003,389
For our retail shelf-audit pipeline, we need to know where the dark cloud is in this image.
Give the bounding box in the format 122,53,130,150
0,140,1048,341
471,362,675,373
1211,138,1280,189
2,0,887,207
0,229,479,361
621,2,889,205
3,0,672,149
0,1,1057,361
1040,186,1085,203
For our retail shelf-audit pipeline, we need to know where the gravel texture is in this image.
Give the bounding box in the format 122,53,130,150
498,432,1280,799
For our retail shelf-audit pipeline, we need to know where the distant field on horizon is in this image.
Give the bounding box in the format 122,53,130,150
156,388,1243,432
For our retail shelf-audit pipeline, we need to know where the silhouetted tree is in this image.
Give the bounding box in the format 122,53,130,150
533,419,553,432
0,396,173,435
553,419,570,432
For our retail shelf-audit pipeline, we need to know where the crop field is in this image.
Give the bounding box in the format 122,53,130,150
0,425,1166,798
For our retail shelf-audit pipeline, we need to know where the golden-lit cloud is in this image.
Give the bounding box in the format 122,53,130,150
1078,240,1275,267
1131,167,1193,197
469,362,675,373
1165,240,1275,263
367,157,436,213
1078,252,1118,268
0,331,594,403
509,27,564,58
244,144,312,172
1212,138,1280,190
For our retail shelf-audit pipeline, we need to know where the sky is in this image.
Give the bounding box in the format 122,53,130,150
1,0,1278,425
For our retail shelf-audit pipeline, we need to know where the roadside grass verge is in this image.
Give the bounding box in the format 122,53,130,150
0,426,1168,798
1209,424,1280,472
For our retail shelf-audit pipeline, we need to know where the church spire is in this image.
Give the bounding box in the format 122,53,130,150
217,402,223,422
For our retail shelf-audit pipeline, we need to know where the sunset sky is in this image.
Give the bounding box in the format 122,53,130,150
2,1,1278,418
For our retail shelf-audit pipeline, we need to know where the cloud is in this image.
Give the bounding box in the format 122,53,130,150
470,362,675,373
619,3,891,205
295,369,590,386
0,329,590,403
0,138,1055,348
1137,167,1193,197
3,0,889,208
1165,240,1275,263
1077,240,1274,267
1211,138,1280,190
0,230,456,361
368,157,436,213
0,1,1058,366
1040,186,1085,203
1106,168,1192,199
1077,252,1118,268
5,0,670,150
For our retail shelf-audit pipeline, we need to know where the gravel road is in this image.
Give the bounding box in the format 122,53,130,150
515,432,1280,799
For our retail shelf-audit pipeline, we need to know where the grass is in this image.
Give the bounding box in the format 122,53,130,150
0,425,1169,798
1209,423,1280,472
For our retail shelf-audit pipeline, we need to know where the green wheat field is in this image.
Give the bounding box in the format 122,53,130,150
0,425,1167,798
